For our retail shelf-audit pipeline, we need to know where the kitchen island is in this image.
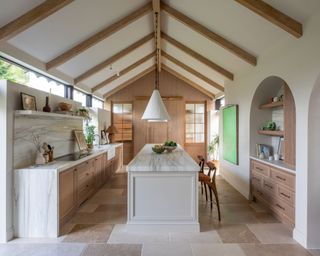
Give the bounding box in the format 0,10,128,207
127,144,200,232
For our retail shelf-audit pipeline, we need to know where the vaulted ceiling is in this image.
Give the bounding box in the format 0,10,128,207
1,0,320,100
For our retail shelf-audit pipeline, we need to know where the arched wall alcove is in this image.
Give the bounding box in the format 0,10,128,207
250,76,296,166
307,73,320,248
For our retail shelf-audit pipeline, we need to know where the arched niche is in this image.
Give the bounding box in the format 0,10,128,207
250,76,296,167
307,74,320,247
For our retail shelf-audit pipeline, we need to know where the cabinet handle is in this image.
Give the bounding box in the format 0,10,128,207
276,203,285,210
280,192,290,198
256,167,263,171
276,175,286,181
86,184,89,188
264,183,273,189
252,177,260,182
86,173,89,176
86,161,89,164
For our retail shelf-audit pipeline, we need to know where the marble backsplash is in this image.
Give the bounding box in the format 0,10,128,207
14,115,83,169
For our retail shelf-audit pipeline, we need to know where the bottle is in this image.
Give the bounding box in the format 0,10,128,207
43,96,51,112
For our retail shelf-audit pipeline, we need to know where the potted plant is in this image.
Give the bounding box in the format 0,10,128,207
208,134,219,160
85,125,95,149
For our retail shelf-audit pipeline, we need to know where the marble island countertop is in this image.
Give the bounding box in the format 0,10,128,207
127,144,200,172
15,143,122,173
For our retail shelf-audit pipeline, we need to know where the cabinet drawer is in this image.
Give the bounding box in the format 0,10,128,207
277,186,295,206
252,161,270,177
251,171,263,188
270,168,295,190
272,198,295,221
78,180,94,205
262,178,276,196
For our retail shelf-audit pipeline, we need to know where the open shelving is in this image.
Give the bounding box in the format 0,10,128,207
258,130,284,137
15,110,83,120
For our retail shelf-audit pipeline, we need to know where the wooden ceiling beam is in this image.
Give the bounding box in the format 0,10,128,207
162,64,215,99
46,2,152,70
0,0,74,41
104,65,156,98
161,2,257,66
92,52,154,92
152,0,161,72
74,33,153,84
162,32,234,80
235,0,302,38
162,51,224,92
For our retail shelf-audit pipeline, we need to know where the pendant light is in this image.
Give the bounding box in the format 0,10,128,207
141,11,170,122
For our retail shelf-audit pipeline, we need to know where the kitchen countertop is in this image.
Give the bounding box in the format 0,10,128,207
127,144,199,172
250,156,295,174
15,143,122,173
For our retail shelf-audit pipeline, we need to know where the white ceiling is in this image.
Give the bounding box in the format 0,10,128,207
1,0,320,99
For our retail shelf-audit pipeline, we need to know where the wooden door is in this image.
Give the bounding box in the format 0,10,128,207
146,122,168,143
133,100,148,155
59,167,77,224
166,100,184,146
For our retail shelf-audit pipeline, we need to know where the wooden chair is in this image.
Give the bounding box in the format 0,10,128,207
198,155,209,201
204,161,221,221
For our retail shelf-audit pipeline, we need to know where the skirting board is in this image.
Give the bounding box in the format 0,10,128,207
293,228,307,248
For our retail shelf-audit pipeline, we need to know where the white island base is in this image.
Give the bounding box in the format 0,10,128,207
126,144,200,232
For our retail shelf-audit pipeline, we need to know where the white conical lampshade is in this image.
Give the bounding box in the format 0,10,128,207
142,89,170,122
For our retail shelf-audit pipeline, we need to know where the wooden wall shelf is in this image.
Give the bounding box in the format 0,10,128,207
259,101,283,109
258,130,284,137
15,110,83,120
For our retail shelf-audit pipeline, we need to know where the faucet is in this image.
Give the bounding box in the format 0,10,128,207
94,134,101,148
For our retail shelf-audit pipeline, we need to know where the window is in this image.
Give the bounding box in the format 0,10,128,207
112,102,133,142
73,89,87,106
92,97,104,109
185,102,205,143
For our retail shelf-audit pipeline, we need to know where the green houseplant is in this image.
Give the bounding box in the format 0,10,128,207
208,134,219,160
85,125,95,149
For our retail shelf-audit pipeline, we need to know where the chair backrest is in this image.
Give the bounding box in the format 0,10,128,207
206,161,217,183
197,155,205,173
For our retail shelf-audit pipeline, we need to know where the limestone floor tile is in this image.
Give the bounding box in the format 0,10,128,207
169,230,221,243
309,249,320,256
107,225,170,244
191,243,246,256
249,202,269,213
239,244,312,256
8,237,63,244
69,212,126,224
86,194,127,205
82,244,142,256
142,243,193,256
246,223,296,244
217,224,260,243
78,203,99,213
94,203,127,214
221,210,259,224
62,224,114,243
0,243,86,256
254,212,280,223
94,188,125,197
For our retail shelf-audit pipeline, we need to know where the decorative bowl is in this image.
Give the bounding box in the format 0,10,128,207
58,102,73,111
152,145,165,154
164,146,177,153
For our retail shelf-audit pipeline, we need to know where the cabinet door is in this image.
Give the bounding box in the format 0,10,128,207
59,167,77,224
95,156,103,188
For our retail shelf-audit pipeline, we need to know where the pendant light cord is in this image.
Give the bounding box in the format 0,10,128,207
155,12,159,90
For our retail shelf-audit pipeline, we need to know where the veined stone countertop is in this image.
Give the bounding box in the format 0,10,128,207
127,144,200,172
14,143,122,173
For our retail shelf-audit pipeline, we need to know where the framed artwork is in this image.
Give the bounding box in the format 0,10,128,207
74,130,88,152
222,104,239,165
21,92,37,110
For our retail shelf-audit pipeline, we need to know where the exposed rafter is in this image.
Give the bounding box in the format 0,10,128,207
235,0,302,38
162,51,224,92
152,0,161,72
161,1,257,66
104,65,156,98
46,2,152,70
92,52,154,92
74,33,153,84
162,64,215,99
0,0,74,41
162,32,234,80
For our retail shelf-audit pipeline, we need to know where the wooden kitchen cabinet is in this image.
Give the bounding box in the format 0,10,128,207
77,160,95,206
59,167,78,225
94,155,104,188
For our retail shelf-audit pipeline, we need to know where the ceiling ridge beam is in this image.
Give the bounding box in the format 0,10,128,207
104,65,156,98
152,0,161,71
74,33,153,84
162,51,224,92
162,32,234,80
235,0,302,38
0,0,74,41
162,64,215,99
46,2,152,70
161,1,257,66
92,51,155,92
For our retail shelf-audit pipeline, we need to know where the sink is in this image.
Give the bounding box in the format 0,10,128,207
107,146,116,160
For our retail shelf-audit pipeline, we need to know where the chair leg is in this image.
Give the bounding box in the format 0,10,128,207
201,182,204,194
204,183,208,201
209,186,213,210
212,185,221,221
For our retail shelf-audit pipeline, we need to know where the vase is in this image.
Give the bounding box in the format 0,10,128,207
43,96,51,112
35,151,46,165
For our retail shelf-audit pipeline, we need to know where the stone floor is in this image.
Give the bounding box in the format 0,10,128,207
0,169,315,256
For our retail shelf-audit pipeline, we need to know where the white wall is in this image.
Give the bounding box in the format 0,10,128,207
220,10,320,248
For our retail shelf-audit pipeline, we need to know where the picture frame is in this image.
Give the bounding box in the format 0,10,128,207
74,130,88,152
21,92,37,111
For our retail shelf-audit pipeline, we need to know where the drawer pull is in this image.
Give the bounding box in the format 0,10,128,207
252,177,260,182
86,184,89,188
276,203,285,210
264,183,273,189
256,167,263,171
86,173,89,176
276,175,286,181
280,192,290,199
